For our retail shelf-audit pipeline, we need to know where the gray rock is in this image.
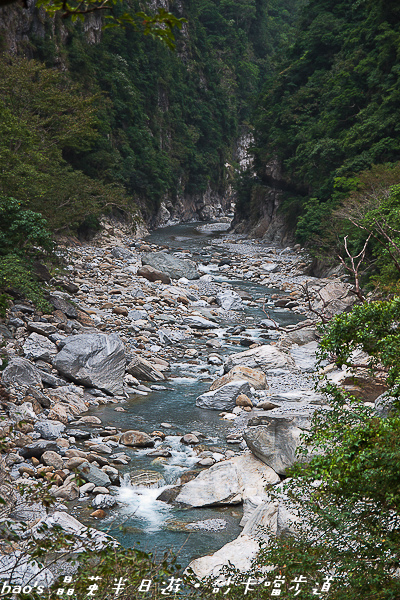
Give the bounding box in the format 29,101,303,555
224,345,294,373
196,380,252,411
34,420,66,440
261,263,279,273
375,392,397,418
19,440,59,459
27,322,57,336
183,315,218,329
128,309,148,321
23,332,58,362
91,494,117,509
49,295,78,318
53,482,80,501
53,333,125,395
38,369,67,387
175,453,279,508
76,462,111,487
244,418,304,475
111,247,135,261
289,341,319,372
142,252,199,280
126,355,164,382
216,290,243,311
2,357,42,388
8,402,37,423
0,552,55,586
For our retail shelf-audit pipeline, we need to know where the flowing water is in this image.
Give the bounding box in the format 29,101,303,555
77,222,304,566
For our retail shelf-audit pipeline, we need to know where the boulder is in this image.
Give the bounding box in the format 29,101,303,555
47,404,70,424
126,355,165,382
34,420,66,440
210,366,268,391
8,402,37,423
111,247,136,261
27,322,57,336
375,392,397,418
0,552,55,587
41,451,64,470
1,357,42,388
183,316,218,329
312,279,354,317
196,380,251,411
142,252,199,280
91,494,117,509
19,440,59,459
216,290,243,311
175,453,279,508
137,265,170,284
76,462,112,488
187,534,259,579
120,430,155,447
244,418,304,475
242,485,301,539
281,327,317,346
49,295,78,318
289,341,319,372
236,394,252,408
53,333,125,395
53,482,80,501
224,345,294,373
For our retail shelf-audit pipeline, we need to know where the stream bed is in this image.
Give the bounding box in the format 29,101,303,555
74,222,306,566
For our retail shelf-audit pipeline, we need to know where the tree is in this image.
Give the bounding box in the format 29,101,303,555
0,0,186,48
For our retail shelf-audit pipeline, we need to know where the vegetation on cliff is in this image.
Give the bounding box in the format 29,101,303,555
238,0,400,285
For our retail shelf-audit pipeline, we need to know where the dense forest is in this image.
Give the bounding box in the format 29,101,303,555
0,0,303,233
237,0,400,285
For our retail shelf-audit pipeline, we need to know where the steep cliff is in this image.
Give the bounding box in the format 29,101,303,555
0,1,268,228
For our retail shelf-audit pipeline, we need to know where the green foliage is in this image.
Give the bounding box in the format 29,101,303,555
0,57,136,232
247,0,400,251
0,197,53,257
0,255,51,314
319,297,400,396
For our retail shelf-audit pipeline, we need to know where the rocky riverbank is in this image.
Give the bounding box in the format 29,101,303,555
0,221,387,585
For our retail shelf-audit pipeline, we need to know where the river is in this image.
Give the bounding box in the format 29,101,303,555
78,221,304,567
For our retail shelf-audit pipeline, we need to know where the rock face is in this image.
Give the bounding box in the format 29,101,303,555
175,453,279,507
142,252,199,280
224,345,294,373
196,380,251,411
210,366,268,391
216,290,243,311
1,357,42,388
244,418,304,475
53,333,125,395
126,355,165,382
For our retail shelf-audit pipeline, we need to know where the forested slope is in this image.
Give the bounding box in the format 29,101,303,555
0,0,303,233
238,0,400,279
